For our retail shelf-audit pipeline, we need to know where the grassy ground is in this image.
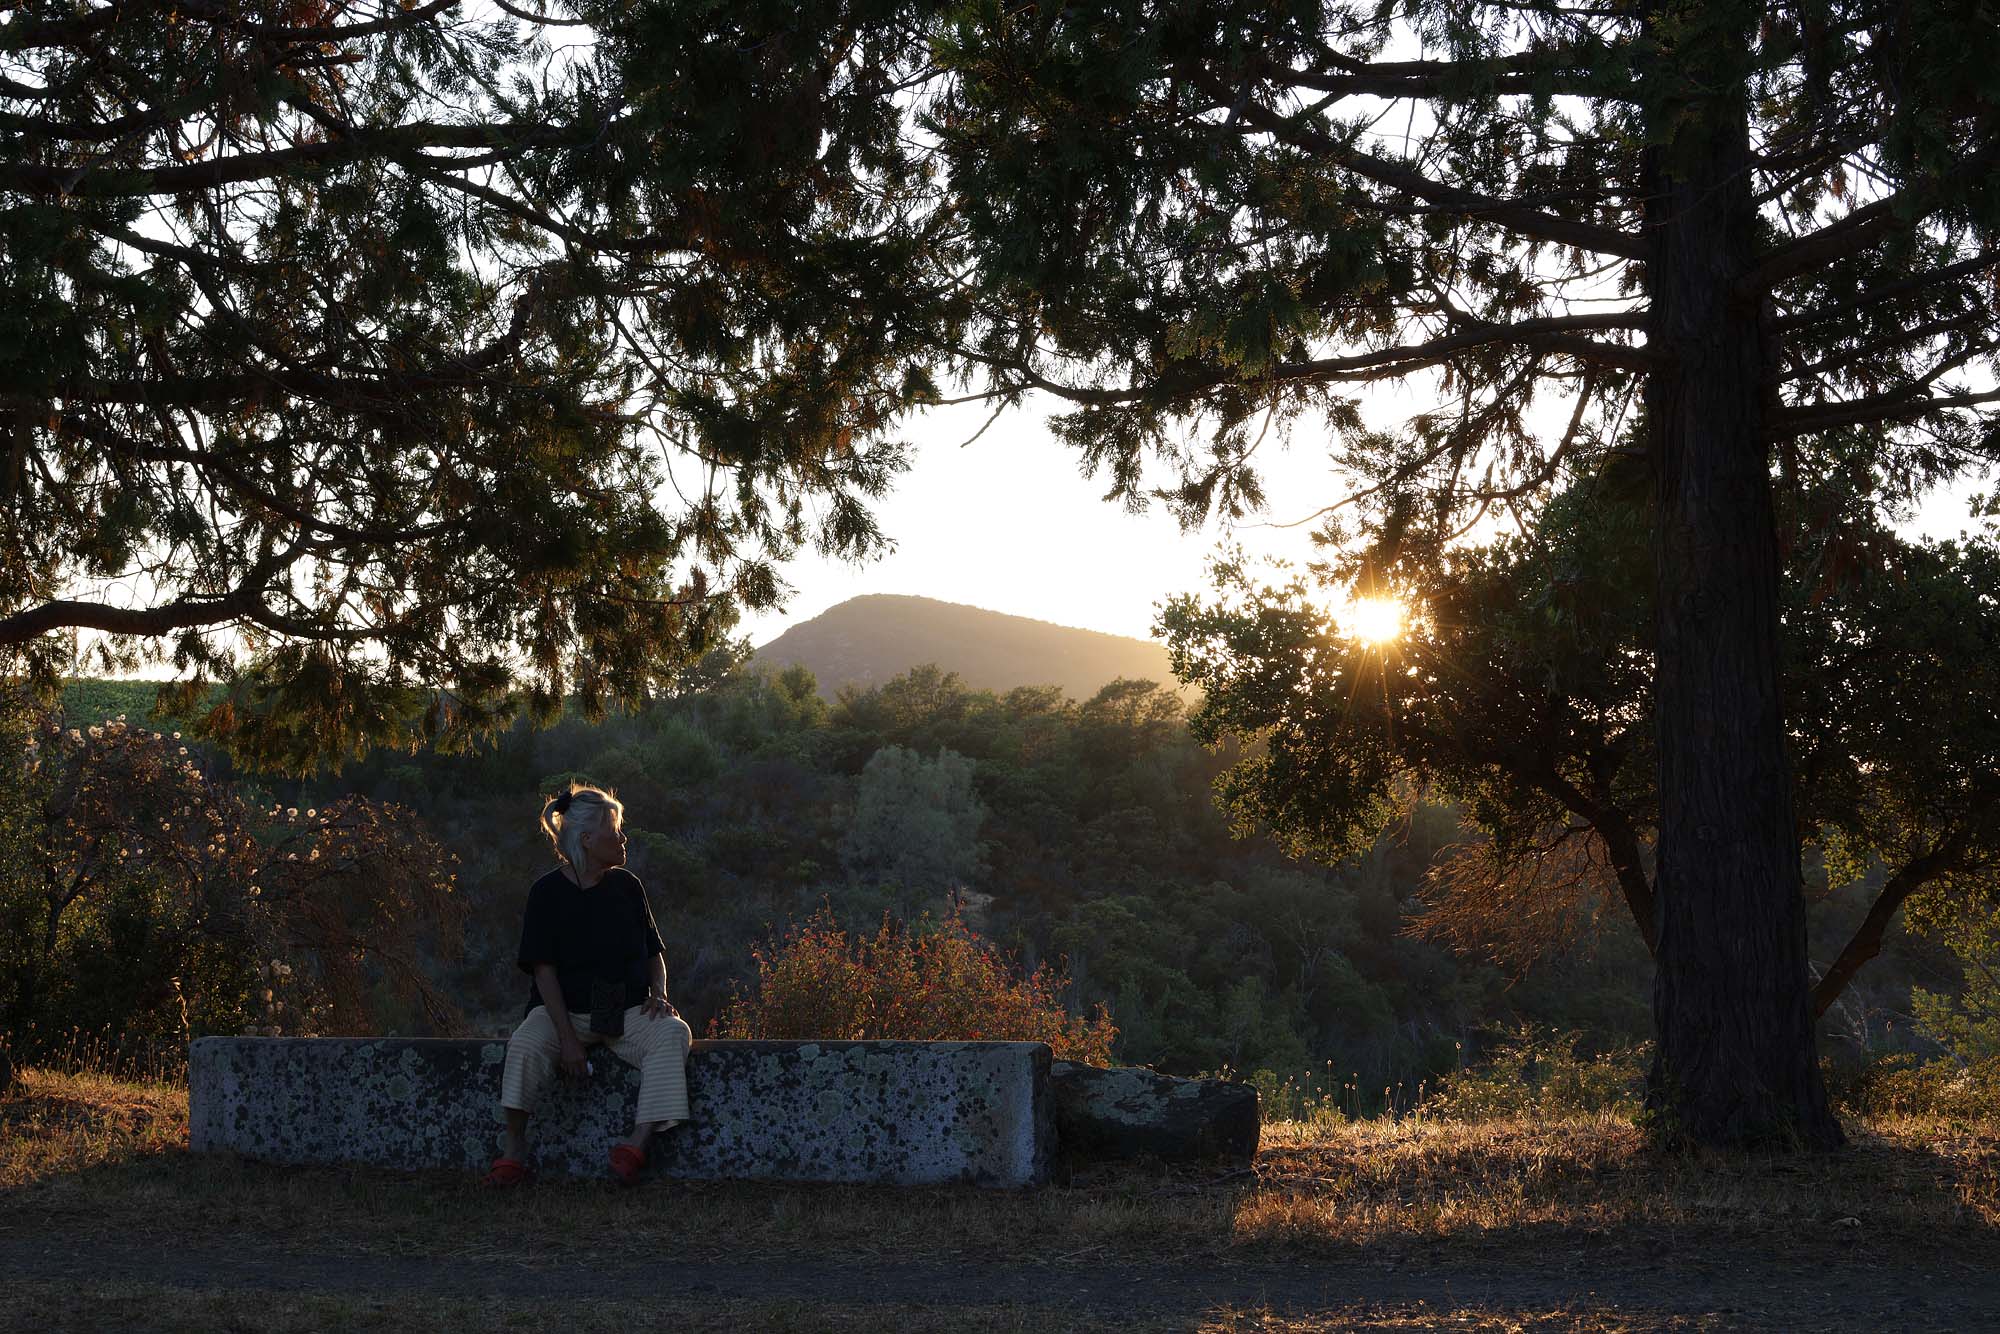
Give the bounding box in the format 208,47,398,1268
3,1066,1997,1330
5,1066,1993,1263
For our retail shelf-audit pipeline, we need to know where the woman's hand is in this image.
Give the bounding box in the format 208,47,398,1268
642,992,679,1021
558,1033,589,1078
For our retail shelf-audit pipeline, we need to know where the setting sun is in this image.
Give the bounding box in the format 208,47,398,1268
1344,596,1407,646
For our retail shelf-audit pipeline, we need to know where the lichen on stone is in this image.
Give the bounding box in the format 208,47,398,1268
189,1037,1054,1186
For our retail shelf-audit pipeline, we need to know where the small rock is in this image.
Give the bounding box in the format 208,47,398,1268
1050,1061,1259,1163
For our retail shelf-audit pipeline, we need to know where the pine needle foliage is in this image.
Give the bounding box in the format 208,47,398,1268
2,0,942,769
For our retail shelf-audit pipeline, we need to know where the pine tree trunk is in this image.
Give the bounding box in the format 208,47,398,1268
1641,3,1842,1150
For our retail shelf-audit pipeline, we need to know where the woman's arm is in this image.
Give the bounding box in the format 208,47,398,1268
533,963,589,1076
641,953,678,1019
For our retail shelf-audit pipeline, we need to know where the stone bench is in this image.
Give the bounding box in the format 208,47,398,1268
190,1037,1053,1187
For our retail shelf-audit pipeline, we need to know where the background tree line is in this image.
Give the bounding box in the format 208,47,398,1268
9,658,1978,1111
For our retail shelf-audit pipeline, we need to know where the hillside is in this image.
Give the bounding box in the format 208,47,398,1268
751,594,1181,698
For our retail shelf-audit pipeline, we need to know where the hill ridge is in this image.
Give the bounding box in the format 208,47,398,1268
751,593,1179,699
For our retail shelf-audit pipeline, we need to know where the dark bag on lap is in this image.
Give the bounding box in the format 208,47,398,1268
588,981,626,1037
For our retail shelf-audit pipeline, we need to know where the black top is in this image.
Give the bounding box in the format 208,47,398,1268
516,866,667,1017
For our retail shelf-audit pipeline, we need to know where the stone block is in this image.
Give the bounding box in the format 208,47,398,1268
189,1037,1052,1187
1050,1061,1259,1163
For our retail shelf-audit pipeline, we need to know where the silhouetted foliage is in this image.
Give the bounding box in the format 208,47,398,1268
1163,470,2000,1020
4,0,935,768
906,0,2000,1148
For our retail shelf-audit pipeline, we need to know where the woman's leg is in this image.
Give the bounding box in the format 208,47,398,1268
498,1006,562,1160
605,1008,692,1150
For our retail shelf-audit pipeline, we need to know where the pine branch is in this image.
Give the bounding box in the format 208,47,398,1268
1772,252,2000,336
1745,148,2000,297
0,121,585,197
1270,39,1637,101
0,546,300,645
973,311,1650,406
1772,387,2000,438
1191,71,1646,260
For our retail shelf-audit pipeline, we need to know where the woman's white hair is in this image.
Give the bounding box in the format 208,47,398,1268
540,781,623,872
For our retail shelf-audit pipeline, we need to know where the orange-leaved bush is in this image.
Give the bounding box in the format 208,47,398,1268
716,906,1116,1064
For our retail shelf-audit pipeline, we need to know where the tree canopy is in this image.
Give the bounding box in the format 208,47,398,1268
13,0,2000,1147
1162,461,2000,1019
1,0,937,767
904,0,2000,1148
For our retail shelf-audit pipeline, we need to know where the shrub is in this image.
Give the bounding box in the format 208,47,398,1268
1415,1027,1646,1121
717,906,1116,1063
1910,904,2000,1065
838,745,987,895
1827,1052,2000,1120
2,710,466,1066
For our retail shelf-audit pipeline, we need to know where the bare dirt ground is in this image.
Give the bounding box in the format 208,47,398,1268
4,1231,1997,1331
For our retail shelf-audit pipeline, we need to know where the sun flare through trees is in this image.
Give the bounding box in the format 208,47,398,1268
1341,597,1408,648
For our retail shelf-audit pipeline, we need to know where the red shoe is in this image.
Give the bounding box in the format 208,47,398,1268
608,1143,646,1185
481,1156,530,1187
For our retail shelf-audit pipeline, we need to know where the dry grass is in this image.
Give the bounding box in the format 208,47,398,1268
0,1066,186,1187
3,1066,1998,1271
1239,1113,2000,1252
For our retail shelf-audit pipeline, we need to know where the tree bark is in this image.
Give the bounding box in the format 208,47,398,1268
1641,2,1841,1149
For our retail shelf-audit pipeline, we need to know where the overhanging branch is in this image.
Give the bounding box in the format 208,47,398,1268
1270,39,1637,102
0,121,585,197
1190,70,1646,260
976,310,1651,406
1771,387,2000,438
1772,251,2000,336
0,593,256,644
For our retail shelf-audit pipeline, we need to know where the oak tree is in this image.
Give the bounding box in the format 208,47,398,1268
1160,459,2000,1055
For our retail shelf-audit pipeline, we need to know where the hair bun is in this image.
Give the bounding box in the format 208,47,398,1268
552,791,573,814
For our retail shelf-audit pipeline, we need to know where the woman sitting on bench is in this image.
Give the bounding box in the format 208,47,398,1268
485,782,692,1186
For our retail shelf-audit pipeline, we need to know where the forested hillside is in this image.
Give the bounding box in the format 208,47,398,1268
36,665,1949,1101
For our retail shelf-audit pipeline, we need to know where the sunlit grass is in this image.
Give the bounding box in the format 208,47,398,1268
0,1066,186,1188
6,1068,1999,1268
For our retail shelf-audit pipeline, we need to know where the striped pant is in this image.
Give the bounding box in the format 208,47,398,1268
500,1004,692,1129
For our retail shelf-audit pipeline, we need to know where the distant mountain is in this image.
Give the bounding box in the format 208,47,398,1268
751,595,1182,700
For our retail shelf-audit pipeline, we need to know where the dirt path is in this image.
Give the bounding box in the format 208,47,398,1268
4,1236,1992,1330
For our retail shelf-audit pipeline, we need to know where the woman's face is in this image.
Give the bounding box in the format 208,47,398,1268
581,813,627,870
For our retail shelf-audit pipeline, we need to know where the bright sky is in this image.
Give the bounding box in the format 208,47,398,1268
738,396,1992,651
735,398,1341,649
